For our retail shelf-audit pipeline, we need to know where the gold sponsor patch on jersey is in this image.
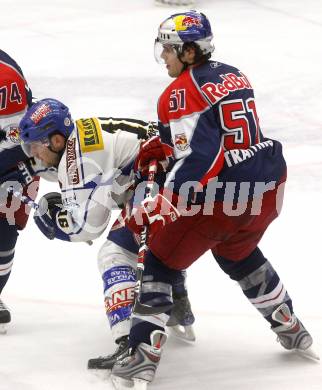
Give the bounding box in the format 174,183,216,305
77,117,104,153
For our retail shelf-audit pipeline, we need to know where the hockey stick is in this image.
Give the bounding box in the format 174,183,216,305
5,185,41,211
4,185,93,246
132,159,174,316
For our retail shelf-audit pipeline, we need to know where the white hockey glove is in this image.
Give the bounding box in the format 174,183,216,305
34,192,72,241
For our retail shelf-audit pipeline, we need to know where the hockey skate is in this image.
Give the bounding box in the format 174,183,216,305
166,295,196,342
88,335,130,370
111,330,167,390
0,299,11,334
272,303,319,361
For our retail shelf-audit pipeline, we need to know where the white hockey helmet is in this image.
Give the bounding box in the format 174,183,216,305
154,10,215,64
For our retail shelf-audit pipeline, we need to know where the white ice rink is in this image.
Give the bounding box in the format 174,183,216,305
1,0,322,389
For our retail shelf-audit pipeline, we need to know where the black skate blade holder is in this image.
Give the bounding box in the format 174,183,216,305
132,160,174,316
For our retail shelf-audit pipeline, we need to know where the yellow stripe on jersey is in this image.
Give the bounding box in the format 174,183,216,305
76,117,104,153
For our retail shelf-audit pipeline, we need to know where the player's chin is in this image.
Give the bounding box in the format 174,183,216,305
168,69,177,78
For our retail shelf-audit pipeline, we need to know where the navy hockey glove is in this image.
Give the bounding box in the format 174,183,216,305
34,192,71,241
0,159,35,187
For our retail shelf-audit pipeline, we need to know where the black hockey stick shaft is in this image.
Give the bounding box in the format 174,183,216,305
133,160,174,315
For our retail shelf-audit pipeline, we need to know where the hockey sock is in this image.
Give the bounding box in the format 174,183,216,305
0,221,18,294
129,252,179,348
215,247,293,327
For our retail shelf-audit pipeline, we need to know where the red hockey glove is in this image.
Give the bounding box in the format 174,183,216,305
134,136,173,176
126,192,180,240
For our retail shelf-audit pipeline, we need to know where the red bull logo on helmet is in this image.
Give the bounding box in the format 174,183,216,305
174,15,202,31
30,103,52,124
182,16,203,28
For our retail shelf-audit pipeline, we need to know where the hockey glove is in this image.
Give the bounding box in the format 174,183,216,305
134,136,173,176
126,191,180,241
34,192,71,241
0,159,35,187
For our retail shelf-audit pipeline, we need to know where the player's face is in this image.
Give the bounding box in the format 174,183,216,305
29,141,60,167
161,46,184,78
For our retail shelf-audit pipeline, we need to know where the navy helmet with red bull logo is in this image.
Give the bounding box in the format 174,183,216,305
154,10,214,64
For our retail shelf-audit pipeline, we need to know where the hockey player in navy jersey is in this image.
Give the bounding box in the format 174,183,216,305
111,11,317,389
0,50,40,332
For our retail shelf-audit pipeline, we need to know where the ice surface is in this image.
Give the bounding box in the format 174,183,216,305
1,0,321,389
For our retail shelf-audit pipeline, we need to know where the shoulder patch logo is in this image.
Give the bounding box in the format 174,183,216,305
77,117,104,153
6,125,21,143
174,132,189,151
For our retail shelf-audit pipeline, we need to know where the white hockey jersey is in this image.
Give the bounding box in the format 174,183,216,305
55,117,155,242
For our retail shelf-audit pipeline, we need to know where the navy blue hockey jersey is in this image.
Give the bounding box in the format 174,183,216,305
157,60,286,203
0,49,32,175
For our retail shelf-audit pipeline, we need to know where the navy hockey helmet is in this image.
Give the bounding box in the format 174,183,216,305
154,10,214,63
19,98,74,144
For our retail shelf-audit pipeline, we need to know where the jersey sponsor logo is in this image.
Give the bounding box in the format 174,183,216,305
174,132,189,151
30,103,52,124
105,287,134,313
107,305,132,327
201,72,252,105
108,312,120,327
66,138,80,185
6,125,20,143
77,118,104,153
104,266,136,288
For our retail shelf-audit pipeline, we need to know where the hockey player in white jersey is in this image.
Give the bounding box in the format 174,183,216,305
20,99,142,243
19,98,195,368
